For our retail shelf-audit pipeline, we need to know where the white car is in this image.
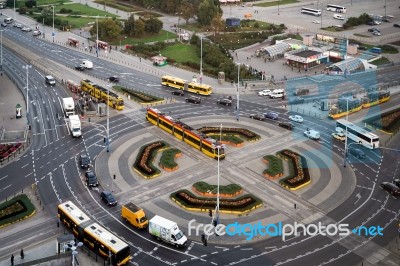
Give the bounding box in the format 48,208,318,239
312,19,320,24
372,31,381,36
289,115,303,123
258,89,271,96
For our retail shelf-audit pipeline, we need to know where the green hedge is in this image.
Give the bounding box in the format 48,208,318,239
171,189,262,212
133,141,168,177
114,86,164,103
207,134,244,144
262,155,283,177
0,194,36,228
197,127,260,142
159,148,181,169
277,149,311,189
193,181,242,195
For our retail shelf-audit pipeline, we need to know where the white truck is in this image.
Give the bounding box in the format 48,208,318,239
81,60,93,69
68,115,82,138
62,97,75,118
148,215,187,248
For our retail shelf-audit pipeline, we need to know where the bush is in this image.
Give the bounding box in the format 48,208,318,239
159,148,181,169
197,127,260,142
193,181,242,195
262,155,283,177
0,194,36,228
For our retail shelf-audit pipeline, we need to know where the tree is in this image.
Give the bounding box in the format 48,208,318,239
180,1,196,24
25,0,36,8
133,19,145,36
145,17,163,34
197,0,220,26
89,18,123,42
210,14,224,37
124,14,135,36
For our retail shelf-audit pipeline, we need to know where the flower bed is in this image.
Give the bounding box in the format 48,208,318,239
133,141,168,179
262,155,284,179
171,189,262,214
197,127,260,142
192,181,243,197
277,149,311,190
115,86,164,103
0,194,36,228
207,134,244,147
159,148,182,171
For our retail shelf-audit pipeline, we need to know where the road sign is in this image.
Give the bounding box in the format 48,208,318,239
52,32,55,37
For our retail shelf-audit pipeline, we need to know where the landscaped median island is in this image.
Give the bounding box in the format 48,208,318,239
159,148,182,171
133,141,168,179
262,155,284,180
192,181,243,197
197,127,261,146
113,86,164,104
0,194,36,228
170,189,262,214
276,149,311,190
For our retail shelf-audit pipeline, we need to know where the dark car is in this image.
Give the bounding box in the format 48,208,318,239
172,90,184,96
368,28,380,32
1,23,7,27
380,182,400,196
358,46,368,51
348,147,366,159
217,98,232,106
185,96,201,104
108,76,119,83
79,154,90,169
249,113,265,121
394,23,400,28
393,179,400,187
366,21,374,26
75,65,85,71
264,111,279,120
278,122,294,130
85,170,99,187
100,191,118,206
288,97,305,105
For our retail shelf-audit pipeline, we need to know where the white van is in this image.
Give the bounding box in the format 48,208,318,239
4,17,13,24
270,89,285,99
81,60,93,69
333,14,344,20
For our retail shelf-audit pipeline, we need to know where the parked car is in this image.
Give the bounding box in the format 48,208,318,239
348,147,365,159
264,111,279,120
85,170,99,187
79,154,91,169
312,19,320,24
278,122,294,130
185,96,201,104
217,98,232,106
289,115,303,123
394,23,400,28
332,132,345,142
358,46,368,51
373,21,382,25
380,182,400,196
249,113,265,121
108,76,119,83
32,30,41,36
172,90,184,96
100,191,118,206
393,179,400,187
372,31,381,36
366,21,374,26
368,28,380,32
1,22,7,27
258,89,271,96
75,65,85,71
288,97,304,105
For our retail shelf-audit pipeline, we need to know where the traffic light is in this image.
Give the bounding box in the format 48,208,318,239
213,219,217,227
201,234,206,246
208,209,212,217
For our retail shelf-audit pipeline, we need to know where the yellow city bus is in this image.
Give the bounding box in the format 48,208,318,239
58,201,131,265
161,75,212,95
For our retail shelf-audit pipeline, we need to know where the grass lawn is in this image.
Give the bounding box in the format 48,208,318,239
254,0,299,7
161,44,199,63
354,33,370,38
370,57,390,65
94,0,141,12
37,0,71,5
54,3,117,17
114,30,177,45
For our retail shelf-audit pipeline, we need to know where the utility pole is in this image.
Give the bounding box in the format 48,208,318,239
23,65,32,119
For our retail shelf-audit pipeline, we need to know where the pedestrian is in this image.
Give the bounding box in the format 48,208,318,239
139,57,142,62
20,248,24,259
11,254,14,265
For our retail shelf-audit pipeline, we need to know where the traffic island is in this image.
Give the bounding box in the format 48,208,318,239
197,127,261,143
0,194,36,228
133,141,169,179
170,189,262,214
159,148,182,172
114,85,165,104
192,181,243,198
277,149,311,190
262,155,284,180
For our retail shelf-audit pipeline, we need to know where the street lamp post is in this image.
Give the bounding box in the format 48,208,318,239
96,16,99,57
236,63,240,121
343,99,349,167
0,30,3,73
200,34,203,84
106,83,110,152
216,124,222,223
13,0,15,22
22,65,32,119
52,5,55,42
